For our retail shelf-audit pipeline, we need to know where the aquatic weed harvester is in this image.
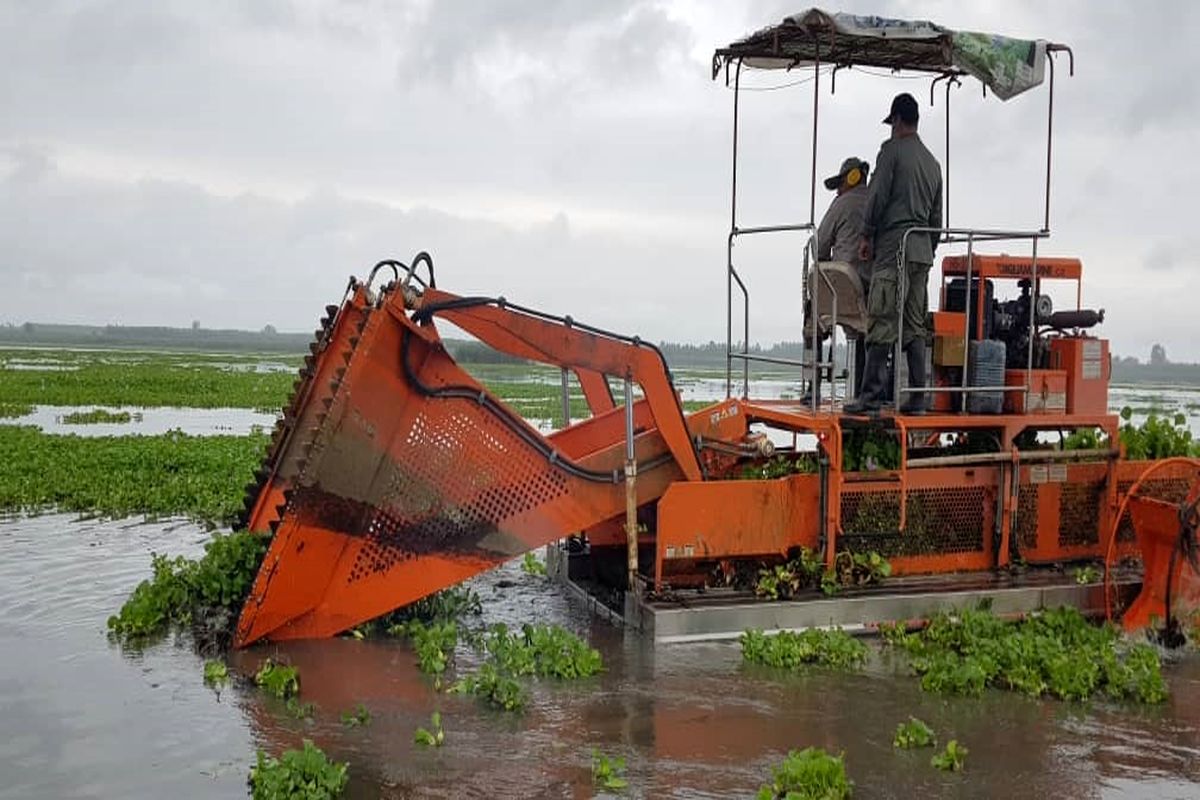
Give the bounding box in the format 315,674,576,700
233,9,1200,647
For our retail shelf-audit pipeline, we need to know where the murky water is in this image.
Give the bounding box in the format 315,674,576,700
2,515,1199,798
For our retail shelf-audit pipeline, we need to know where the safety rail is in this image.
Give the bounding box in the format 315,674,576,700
893,227,1051,412
725,222,820,402
725,225,858,413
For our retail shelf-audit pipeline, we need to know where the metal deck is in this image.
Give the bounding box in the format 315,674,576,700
548,545,1141,644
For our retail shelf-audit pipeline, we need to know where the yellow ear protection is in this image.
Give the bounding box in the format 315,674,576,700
845,166,863,187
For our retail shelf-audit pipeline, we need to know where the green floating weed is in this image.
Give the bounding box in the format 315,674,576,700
60,408,135,424
413,711,445,748
521,551,548,577
741,453,818,480
0,426,269,524
249,739,347,799
449,662,528,712
340,703,371,728
756,747,852,800
482,623,603,680
883,606,1168,704
591,748,628,792
931,739,968,772
353,585,483,638
392,620,459,675
755,548,890,601
741,628,867,671
285,698,315,720
203,660,229,687
450,623,601,712
0,401,33,419
255,659,300,699
0,352,295,409
106,530,270,643
893,717,936,749
1118,406,1200,459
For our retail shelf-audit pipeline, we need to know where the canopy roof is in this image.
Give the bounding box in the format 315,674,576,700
714,8,1064,100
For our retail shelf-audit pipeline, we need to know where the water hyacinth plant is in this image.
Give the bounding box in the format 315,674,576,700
249,739,347,799
0,426,268,524
60,408,136,424
882,606,1168,703
106,530,270,644
591,749,628,792
413,711,445,747
340,704,371,728
521,551,548,577
892,717,936,749
450,623,603,712
741,628,868,671
930,740,968,772
255,659,300,699
756,747,852,800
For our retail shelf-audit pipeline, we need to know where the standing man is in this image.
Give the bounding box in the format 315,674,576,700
845,92,943,415
814,157,871,395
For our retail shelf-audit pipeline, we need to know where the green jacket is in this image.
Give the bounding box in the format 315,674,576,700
861,133,943,265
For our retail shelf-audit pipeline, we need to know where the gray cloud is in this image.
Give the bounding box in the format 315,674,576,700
0,1,1198,361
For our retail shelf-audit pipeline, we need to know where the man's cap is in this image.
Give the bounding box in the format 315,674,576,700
883,92,920,125
823,157,869,191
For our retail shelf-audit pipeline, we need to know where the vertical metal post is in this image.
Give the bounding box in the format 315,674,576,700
808,56,821,408
1026,236,1039,407
809,54,820,226
961,233,974,401
560,367,570,428
1043,55,1055,232
944,80,952,230
743,284,750,399
624,377,638,594
726,61,742,399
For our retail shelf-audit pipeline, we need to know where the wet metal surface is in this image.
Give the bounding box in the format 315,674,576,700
2,514,1200,798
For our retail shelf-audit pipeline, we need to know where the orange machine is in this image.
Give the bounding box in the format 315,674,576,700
232,12,1200,646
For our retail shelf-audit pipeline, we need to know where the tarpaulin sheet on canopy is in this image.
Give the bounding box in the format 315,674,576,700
714,8,1053,100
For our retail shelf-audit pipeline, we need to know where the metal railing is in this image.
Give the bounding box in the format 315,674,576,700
892,227,1051,412
725,225,862,413
725,222,816,400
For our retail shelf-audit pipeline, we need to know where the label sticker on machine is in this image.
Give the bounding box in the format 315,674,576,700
1030,465,1049,483
1082,340,1102,379
1049,464,1068,482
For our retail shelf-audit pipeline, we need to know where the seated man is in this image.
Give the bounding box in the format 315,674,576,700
802,157,872,401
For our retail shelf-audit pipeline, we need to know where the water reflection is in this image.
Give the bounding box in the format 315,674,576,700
1,515,1199,798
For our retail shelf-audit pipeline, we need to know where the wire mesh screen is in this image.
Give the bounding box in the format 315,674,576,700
840,486,987,558
345,404,568,583
1115,476,1192,543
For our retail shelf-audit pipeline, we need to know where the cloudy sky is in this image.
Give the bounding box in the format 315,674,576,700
1,1,1196,360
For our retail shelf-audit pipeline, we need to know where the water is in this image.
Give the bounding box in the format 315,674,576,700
2,515,1200,798
0,405,277,436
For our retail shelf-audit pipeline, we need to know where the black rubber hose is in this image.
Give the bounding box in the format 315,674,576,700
399,322,674,484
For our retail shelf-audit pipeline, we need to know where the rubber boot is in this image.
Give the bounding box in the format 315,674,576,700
899,339,927,415
844,344,890,415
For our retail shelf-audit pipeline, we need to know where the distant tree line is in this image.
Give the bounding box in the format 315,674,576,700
0,322,310,354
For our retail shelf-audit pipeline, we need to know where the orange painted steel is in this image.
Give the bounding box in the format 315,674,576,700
1122,482,1200,630
942,253,1083,281
1105,458,1200,622
233,269,1200,646
655,475,821,586
236,284,736,646
420,288,703,483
